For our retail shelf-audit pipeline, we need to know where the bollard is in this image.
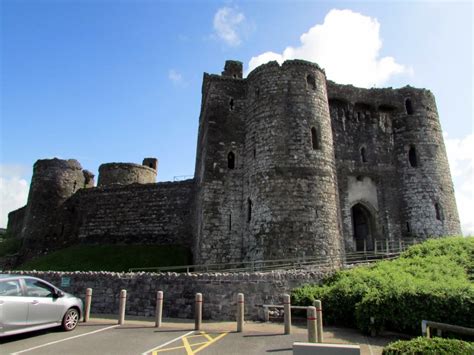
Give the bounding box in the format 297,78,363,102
195,293,202,330
307,306,317,343
283,294,291,335
118,289,127,325
155,291,163,328
315,300,323,343
84,288,92,323
237,293,244,332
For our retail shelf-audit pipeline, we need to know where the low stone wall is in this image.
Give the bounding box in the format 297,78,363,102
11,269,334,321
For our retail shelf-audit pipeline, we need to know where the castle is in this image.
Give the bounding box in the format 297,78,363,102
7,60,461,265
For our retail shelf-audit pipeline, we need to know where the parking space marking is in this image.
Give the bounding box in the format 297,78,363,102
141,330,195,355
150,331,229,355
11,325,118,354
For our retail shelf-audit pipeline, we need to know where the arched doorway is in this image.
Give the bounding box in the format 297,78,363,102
352,203,374,251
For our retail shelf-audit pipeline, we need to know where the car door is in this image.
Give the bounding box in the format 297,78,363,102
23,278,65,327
0,279,28,334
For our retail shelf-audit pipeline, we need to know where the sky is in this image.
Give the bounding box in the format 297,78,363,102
1,0,472,235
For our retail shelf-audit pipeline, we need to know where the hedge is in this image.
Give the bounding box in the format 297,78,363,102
382,337,474,354
292,237,474,335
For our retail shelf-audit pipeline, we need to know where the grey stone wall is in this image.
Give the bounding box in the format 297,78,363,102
21,159,91,252
327,82,461,249
9,269,332,321
98,162,157,187
43,179,195,249
6,206,26,239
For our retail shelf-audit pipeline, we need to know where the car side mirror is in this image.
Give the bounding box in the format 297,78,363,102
53,290,65,298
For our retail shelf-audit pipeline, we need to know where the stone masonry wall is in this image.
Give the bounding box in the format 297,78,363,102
65,180,195,247
10,269,332,321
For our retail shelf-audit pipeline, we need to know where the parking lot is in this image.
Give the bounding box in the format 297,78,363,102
1,315,401,354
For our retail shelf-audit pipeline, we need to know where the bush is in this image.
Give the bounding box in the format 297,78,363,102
382,337,474,354
0,237,22,257
292,237,474,334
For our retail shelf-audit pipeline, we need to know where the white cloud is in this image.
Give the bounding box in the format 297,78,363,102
213,6,246,47
168,69,184,86
247,9,408,87
0,165,29,228
445,133,474,236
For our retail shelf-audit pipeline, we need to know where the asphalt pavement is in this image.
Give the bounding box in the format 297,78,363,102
0,315,403,354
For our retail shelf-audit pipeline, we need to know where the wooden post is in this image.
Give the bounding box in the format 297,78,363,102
195,293,202,330
237,293,244,332
155,291,163,328
283,294,291,335
118,289,127,325
84,288,92,323
385,239,389,255
315,300,323,343
307,306,317,343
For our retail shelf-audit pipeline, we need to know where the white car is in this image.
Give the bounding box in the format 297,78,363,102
0,274,83,337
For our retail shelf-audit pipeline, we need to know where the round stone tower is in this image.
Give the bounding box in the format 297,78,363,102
22,158,88,250
243,60,344,262
392,88,461,237
97,160,157,187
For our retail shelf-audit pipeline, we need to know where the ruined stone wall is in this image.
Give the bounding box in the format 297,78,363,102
98,163,156,187
10,269,332,321
195,60,344,265
58,180,195,247
327,82,461,249
194,69,246,264
243,61,343,262
392,88,461,237
6,206,26,239
21,159,91,251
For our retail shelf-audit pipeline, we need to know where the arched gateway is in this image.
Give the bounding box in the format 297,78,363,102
352,203,375,251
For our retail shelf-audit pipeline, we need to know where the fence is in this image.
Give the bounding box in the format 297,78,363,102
129,238,420,273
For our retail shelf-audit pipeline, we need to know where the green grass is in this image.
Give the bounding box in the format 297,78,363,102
17,244,192,272
0,238,22,257
292,236,474,335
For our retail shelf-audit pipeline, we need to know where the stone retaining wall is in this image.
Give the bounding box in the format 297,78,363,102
10,269,334,321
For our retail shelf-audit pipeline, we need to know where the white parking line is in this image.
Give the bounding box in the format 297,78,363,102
141,330,195,355
11,325,118,354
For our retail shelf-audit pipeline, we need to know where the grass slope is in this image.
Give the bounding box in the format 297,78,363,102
18,244,192,272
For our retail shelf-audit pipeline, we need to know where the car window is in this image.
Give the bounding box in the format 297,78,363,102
0,279,22,296
25,279,55,297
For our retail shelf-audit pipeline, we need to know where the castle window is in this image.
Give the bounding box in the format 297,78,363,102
405,98,414,115
247,198,252,222
306,74,316,90
406,222,411,233
311,127,320,150
253,148,256,159
229,214,232,231
255,87,260,97
356,175,363,181
229,98,234,111
228,152,235,169
435,203,443,221
408,146,418,167
360,147,367,163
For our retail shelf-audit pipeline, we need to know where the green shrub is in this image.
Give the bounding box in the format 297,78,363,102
0,237,22,257
382,337,474,354
292,237,474,334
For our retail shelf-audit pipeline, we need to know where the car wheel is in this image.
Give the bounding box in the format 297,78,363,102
62,308,79,331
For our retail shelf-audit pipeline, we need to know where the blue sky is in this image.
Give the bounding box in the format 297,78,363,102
1,0,472,234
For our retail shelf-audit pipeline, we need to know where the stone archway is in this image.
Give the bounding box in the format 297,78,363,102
352,203,375,251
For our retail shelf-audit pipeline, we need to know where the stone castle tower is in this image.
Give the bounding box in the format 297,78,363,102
7,59,461,266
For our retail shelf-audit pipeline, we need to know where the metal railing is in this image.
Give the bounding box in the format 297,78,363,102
128,238,420,273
